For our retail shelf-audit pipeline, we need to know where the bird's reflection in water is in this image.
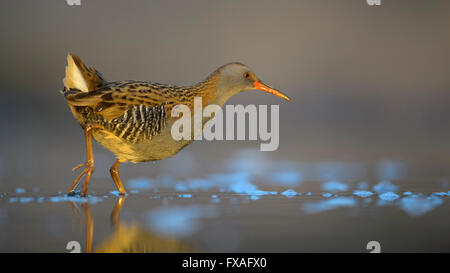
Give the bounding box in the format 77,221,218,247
69,197,195,253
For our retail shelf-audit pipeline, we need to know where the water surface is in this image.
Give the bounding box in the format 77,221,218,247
1,154,448,252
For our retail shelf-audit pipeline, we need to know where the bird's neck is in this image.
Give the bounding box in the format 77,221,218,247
190,72,237,108
189,72,219,106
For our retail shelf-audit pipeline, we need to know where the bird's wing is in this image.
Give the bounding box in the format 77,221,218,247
64,81,178,120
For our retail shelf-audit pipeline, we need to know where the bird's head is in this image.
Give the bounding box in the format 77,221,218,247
214,63,290,102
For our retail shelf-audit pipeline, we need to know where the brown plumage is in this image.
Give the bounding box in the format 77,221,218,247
62,53,289,196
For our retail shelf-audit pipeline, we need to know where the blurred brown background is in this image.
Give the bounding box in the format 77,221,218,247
0,0,449,192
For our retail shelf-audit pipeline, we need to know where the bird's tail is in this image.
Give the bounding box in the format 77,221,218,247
63,53,106,93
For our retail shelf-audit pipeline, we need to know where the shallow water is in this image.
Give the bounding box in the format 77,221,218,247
0,154,449,253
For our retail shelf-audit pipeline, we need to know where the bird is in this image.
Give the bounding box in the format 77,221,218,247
62,53,290,196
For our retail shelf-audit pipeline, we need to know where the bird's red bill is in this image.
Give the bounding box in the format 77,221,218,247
253,81,290,101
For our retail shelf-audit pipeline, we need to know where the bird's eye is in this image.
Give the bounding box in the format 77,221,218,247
243,72,250,79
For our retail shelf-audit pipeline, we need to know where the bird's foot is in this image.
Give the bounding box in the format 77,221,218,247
72,161,93,172
68,160,95,196
67,190,81,197
71,160,95,173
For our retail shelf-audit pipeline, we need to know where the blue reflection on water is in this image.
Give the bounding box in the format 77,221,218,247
19,197,34,203
353,190,374,198
268,171,303,186
210,195,220,203
302,197,357,214
281,189,299,198
110,191,122,197
378,192,400,201
356,181,369,189
322,181,348,192
315,162,367,182
376,200,389,206
126,177,154,191
175,178,215,192
150,171,281,198
432,192,450,197
179,194,192,198
210,172,277,196
145,205,218,237
1,155,447,218
48,195,103,204
399,195,443,217
376,160,407,181
373,180,399,193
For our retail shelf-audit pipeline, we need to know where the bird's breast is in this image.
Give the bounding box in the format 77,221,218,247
92,120,191,163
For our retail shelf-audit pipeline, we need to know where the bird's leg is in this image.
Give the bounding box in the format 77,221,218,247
68,124,98,196
110,159,127,195
81,203,94,253
111,196,126,229
68,202,93,253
